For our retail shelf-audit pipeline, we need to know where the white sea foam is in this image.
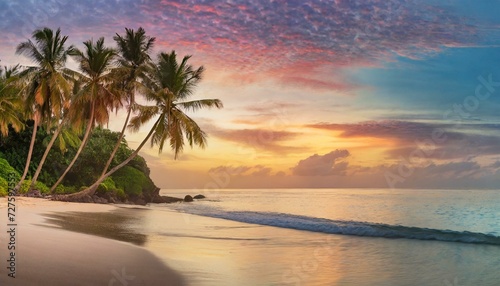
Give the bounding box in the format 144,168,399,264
169,204,500,245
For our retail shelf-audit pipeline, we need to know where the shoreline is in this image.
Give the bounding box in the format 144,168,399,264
23,190,200,205
0,197,186,286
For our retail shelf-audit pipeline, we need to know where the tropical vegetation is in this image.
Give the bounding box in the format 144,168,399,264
0,27,222,203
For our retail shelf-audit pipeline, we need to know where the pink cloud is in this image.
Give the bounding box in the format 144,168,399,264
0,0,478,91
135,0,477,90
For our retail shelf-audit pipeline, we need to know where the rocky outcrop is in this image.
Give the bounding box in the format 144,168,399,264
152,195,183,203
25,189,43,198
54,187,194,205
142,187,160,204
92,195,109,204
54,194,94,203
131,197,147,205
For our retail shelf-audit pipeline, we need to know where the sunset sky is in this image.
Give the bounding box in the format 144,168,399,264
1,0,500,189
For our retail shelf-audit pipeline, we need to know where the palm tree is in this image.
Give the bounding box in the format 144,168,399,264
99,27,156,178
4,64,39,192
15,27,75,191
0,65,24,136
58,50,222,201
50,38,119,192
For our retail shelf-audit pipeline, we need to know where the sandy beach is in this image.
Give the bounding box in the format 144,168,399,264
0,197,186,286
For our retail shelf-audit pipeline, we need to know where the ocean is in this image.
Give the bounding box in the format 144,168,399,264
133,189,500,285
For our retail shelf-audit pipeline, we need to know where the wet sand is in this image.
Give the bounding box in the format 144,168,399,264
0,197,186,286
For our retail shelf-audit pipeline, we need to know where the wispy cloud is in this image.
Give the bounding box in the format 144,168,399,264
208,164,276,177
244,101,298,115
210,126,304,153
208,165,253,176
308,120,455,143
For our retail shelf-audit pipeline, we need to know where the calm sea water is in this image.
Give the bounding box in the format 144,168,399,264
134,189,500,285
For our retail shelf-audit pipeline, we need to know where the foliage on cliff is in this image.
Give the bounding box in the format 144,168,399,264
0,124,157,199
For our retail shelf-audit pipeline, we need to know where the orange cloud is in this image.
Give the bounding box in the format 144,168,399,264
210,127,305,153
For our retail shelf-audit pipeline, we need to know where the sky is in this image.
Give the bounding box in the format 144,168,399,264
1,0,500,189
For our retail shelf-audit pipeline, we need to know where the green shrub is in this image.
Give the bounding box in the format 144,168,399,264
54,184,66,194
66,185,77,193
112,166,153,196
97,184,107,193
0,177,8,197
18,180,50,194
18,180,29,194
114,188,126,200
34,181,49,194
0,158,20,182
97,177,126,200
98,177,116,192
53,184,78,194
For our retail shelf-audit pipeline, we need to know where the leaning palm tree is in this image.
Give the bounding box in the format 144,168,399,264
15,27,75,191
99,27,156,178
58,50,222,201
0,65,24,136
50,38,119,192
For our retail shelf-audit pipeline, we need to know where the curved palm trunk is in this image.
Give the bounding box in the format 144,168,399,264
14,118,38,192
100,105,132,177
29,121,65,191
50,104,95,193
56,118,159,201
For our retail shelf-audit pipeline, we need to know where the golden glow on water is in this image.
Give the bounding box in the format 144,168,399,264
141,209,346,286
137,197,500,286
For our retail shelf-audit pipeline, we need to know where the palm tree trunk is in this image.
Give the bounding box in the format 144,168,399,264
99,105,132,177
56,118,159,201
50,104,95,193
29,120,65,191
14,117,38,192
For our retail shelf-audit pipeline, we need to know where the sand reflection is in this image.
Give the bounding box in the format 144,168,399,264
40,208,147,245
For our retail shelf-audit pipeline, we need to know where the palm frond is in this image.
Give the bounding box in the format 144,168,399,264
128,104,159,132
176,99,223,112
